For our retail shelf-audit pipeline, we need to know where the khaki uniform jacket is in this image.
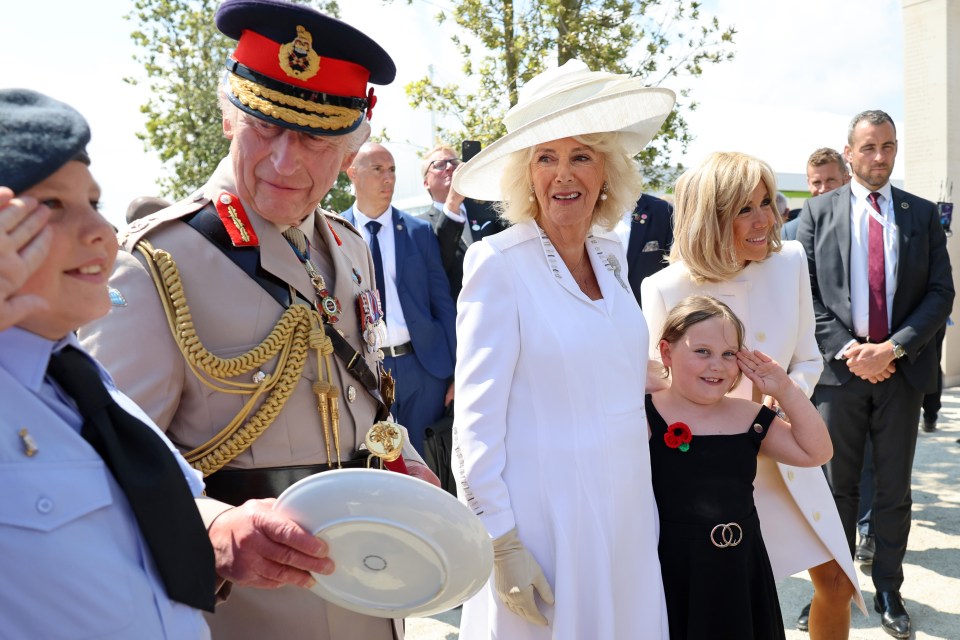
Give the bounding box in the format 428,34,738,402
80,159,415,640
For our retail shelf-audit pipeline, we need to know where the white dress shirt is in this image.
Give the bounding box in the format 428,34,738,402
848,179,898,339
352,204,412,346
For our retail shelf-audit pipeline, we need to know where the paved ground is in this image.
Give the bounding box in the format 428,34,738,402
408,389,960,640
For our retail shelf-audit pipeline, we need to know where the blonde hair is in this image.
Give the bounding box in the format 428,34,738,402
421,143,458,177
497,132,643,232
659,295,745,387
669,151,782,283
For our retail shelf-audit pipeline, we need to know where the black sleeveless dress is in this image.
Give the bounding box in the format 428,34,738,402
646,394,785,640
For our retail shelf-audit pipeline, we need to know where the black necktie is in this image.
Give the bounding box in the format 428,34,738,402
46,346,216,612
365,220,387,319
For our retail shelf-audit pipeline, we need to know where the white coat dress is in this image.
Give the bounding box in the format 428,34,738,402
453,221,668,640
640,241,865,613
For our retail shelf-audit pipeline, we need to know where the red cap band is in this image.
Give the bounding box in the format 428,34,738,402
233,29,370,98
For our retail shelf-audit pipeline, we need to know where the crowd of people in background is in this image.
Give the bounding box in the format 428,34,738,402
0,1,953,639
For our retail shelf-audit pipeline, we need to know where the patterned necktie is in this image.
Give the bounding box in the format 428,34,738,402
867,192,888,342
365,220,387,320
46,346,216,612
282,226,309,257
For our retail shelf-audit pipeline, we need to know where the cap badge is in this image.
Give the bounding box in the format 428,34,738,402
279,25,320,81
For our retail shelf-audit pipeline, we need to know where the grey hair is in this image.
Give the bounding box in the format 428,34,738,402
847,110,896,143
775,192,789,219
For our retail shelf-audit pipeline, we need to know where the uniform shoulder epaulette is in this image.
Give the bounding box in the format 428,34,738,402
320,209,363,239
119,190,211,251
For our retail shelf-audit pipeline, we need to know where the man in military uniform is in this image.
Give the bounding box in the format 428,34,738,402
80,1,437,638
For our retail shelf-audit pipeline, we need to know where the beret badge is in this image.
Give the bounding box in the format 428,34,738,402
279,25,320,81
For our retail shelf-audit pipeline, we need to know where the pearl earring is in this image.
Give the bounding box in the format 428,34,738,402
600,182,609,201
528,185,536,202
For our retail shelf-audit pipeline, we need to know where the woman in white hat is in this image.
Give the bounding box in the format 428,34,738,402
451,60,675,639
641,152,865,638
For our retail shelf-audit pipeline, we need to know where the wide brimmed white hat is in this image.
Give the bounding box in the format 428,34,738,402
452,59,676,201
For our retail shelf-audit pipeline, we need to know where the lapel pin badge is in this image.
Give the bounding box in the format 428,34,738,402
19,428,38,457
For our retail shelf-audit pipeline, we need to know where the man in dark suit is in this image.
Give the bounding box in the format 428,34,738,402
343,142,457,455
623,192,673,307
796,110,954,639
785,147,850,241
418,144,508,299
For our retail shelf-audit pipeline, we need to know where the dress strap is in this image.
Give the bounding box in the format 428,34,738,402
645,394,666,434
747,405,777,442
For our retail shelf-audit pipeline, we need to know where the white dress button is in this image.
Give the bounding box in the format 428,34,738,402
36,496,54,514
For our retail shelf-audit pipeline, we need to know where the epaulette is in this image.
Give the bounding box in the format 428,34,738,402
321,209,363,239
119,190,211,251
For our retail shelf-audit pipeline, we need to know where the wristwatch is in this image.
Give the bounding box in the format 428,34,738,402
890,339,906,359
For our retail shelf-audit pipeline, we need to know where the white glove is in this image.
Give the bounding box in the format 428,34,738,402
492,527,555,626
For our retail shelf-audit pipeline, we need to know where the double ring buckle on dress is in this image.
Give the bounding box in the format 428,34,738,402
710,522,743,548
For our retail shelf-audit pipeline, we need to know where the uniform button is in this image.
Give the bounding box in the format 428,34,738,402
219,194,232,205
756,331,766,342
787,470,795,481
347,385,357,403
813,511,821,522
36,496,54,514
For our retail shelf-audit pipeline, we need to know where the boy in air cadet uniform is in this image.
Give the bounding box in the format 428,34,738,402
81,1,438,638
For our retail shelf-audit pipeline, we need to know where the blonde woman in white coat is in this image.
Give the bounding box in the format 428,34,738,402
641,151,865,640
450,60,676,640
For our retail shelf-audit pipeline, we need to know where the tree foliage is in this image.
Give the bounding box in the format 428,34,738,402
404,0,736,189
127,0,348,209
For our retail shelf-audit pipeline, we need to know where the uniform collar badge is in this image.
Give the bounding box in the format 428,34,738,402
215,191,260,247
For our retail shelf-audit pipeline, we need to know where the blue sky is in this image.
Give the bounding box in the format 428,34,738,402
3,0,905,226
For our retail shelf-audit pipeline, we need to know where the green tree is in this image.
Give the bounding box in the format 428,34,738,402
127,0,348,209
404,0,736,189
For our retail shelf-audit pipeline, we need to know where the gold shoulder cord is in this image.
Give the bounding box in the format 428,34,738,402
136,240,342,476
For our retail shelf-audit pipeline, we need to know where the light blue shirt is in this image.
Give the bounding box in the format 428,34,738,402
0,327,210,639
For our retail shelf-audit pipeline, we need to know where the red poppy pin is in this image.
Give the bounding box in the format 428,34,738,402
665,422,692,452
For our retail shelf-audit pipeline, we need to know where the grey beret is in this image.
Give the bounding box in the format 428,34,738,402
0,89,91,194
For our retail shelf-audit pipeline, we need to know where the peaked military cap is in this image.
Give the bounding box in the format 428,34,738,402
0,89,91,194
215,0,396,136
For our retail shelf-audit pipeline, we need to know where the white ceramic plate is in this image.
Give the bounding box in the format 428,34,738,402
273,469,493,618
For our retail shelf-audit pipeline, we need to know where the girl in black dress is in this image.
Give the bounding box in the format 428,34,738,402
647,295,832,639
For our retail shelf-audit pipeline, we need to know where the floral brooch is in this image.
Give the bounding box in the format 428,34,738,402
665,422,692,452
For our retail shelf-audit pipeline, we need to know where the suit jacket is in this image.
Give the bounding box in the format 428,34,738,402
639,244,865,615
781,216,800,241
626,194,674,307
81,159,417,640
796,183,954,392
418,199,508,300
343,205,457,381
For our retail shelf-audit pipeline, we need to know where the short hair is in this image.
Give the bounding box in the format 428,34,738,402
807,147,846,173
847,110,896,143
497,132,643,232
421,144,458,177
659,294,745,387
669,151,782,283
